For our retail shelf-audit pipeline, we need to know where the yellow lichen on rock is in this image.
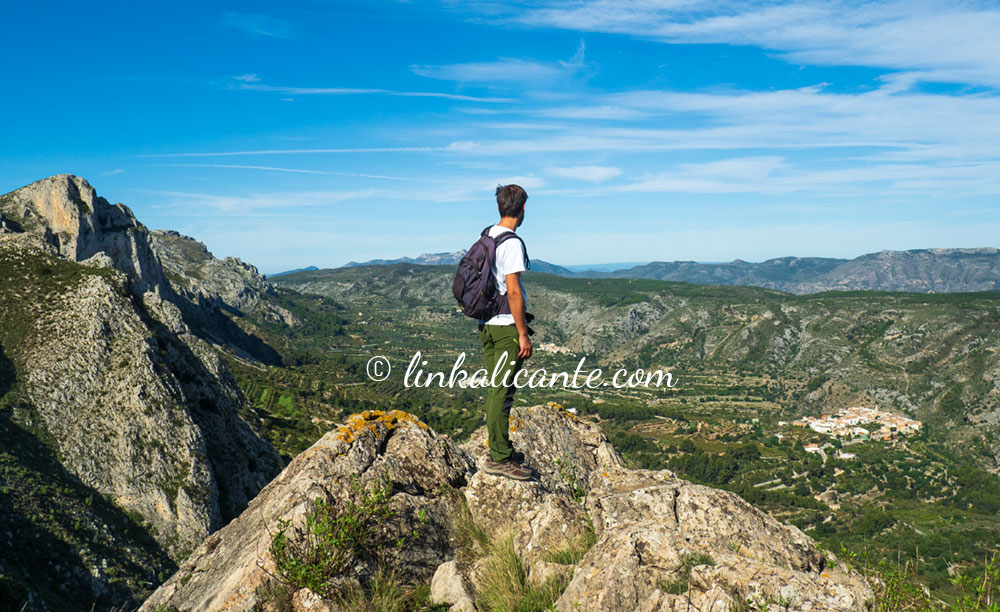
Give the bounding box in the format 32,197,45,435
333,409,428,443
546,401,579,421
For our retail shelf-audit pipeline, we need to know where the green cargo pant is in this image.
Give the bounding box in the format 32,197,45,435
479,323,525,463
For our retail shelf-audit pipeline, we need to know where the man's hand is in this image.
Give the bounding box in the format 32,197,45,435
506,271,532,359
518,332,533,359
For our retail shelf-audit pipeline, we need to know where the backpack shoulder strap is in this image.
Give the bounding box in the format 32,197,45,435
494,231,530,270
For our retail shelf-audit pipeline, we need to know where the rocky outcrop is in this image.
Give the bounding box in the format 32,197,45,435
0,177,283,579
1,175,284,360
149,229,299,340
559,468,869,611
0,235,280,561
142,404,872,612
140,410,472,612
149,230,277,314
0,174,170,296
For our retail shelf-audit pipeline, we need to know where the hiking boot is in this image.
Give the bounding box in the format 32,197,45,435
482,459,532,481
510,450,525,464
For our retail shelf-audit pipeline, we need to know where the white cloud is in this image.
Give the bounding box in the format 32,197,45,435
222,12,293,39
546,165,622,182
141,173,550,212
535,105,652,120
150,188,376,212
488,176,546,190
100,168,126,176
229,77,510,102
154,163,450,182
142,78,1000,199
679,156,786,180
450,81,1000,162
147,68,1000,202
412,40,589,84
615,158,1000,197
144,146,444,157
413,58,566,83
508,1,1000,88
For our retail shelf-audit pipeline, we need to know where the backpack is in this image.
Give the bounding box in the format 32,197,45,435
453,225,530,320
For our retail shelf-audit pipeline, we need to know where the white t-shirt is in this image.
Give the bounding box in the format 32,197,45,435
480,225,527,326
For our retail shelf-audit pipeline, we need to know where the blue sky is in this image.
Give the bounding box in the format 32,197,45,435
2,0,999,273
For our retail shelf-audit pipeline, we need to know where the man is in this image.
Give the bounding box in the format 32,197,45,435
479,184,533,481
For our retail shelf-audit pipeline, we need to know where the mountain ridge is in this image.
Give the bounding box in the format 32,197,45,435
0,175,284,609
338,247,1000,294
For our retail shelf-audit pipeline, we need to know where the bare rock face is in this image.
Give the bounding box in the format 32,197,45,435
0,174,170,296
555,467,870,611
19,259,217,554
140,411,472,612
149,230,277,313
0,235,280,563
461,402,618,577
142,404,872,612
0,177,282,569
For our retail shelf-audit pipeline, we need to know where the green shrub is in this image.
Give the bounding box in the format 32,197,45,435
268,474,424,600
841,547,1000,612
555,454,586,503
658,552,715,595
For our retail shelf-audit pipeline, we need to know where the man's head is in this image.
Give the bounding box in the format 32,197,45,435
496,184,527,226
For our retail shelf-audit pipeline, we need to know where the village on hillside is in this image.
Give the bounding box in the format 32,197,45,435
789,406,922,457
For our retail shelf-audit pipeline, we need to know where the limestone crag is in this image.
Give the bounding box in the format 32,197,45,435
149,230,279,314
142,404,873,612
461,402,623,498
0,174,170,296
0,234,280,562
0,176,283,564
148,229,300,341
140,410,473,612
558,467,868,611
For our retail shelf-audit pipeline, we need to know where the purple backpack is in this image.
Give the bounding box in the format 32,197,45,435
453,225,530,320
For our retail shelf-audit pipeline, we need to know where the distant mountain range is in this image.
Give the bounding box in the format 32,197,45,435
343,251,466,267
295,247,1000,295
279,253,576,277
268,265,319,278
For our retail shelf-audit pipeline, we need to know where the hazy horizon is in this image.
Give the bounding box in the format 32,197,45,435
257,246,1000,277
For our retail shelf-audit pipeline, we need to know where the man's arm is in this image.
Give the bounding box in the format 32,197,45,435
505,271,532,359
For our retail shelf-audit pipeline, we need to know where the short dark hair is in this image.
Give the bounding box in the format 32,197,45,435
496,184,527,217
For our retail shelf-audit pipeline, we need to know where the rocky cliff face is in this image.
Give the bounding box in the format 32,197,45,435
141,404,872,612
0,174,171,297
149,229,299,334
149,230,275,314
0,176,283,608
